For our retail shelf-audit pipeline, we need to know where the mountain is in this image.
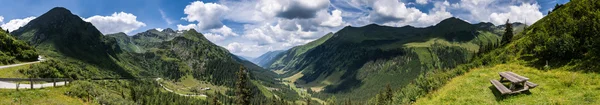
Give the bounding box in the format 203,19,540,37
402,0,600,104
0,27,37,65
267,32,334,71
261,17,515,101
251,50,284,68
10,7,132,78
109,28,301,101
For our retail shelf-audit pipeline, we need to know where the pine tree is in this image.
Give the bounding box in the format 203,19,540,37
236,65,251,105
211,96,222,105
384,83,393,102
501,19,514,45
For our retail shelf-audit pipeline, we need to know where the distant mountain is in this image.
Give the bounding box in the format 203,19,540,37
235,55,255,62
251,50,284,68
262,17,515,101
267,33,334,70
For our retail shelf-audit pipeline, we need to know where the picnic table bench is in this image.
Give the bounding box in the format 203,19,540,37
490,71,538,95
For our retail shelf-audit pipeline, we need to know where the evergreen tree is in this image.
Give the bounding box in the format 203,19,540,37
211,96,222,105
236,65,251,105
501,19,514,45
384,83,393,102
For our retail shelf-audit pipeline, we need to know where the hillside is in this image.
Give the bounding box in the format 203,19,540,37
258,17,529,101
398,0,600,104
267,32,334,74
0,27,37,65
415,63,600,104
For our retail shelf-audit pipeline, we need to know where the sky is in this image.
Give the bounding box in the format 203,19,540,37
0,0,570,57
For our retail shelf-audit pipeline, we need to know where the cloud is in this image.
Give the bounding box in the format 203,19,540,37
349,0,452,27
0,16,3,23
177,24,197,31
1,16,36,31
155,28,164,31
159,9,174,25
320,10,344,27
208,25,238,37
203,25,238,42
448,0,544,25
273,0,331,19
180,1,229,30
489,3,543,25
83,12,146,34
416,0,428,4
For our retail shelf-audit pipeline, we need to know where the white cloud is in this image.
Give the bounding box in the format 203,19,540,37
448,0,544,25
84,12,146,34
353,0,452,27
208,25,238,37
416,0,428,4
320,10,344,27
155,28,164,31
177,24,197,31
181,1,229,30
1,16,36,31
204,33,226,42
203,25,238,42
159,9,174,25
489,3,543,25
0,16,4,23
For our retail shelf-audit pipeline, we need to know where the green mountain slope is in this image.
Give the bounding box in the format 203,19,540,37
252,50,285,68
268,32,334,73
264,17,528,101
395,0,600,104
0,27,37,65
10,7,132,78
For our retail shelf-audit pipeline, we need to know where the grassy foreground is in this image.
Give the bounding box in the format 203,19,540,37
415,64,600,104
0,87,88,105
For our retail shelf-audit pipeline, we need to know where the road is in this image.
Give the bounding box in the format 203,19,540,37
0,56,65,89
155,78,207,97
0,55,45,69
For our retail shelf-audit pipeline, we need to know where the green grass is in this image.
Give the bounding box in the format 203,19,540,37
251,80,274,98
158,75,228,96
415,63,600,104
0,64,30,78
0,87,88,105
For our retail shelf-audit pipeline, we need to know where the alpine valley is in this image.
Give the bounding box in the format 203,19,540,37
1,0,599,104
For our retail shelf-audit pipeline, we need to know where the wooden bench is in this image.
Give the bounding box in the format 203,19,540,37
491,71,538,95
490,79,511,95
526,81,538,88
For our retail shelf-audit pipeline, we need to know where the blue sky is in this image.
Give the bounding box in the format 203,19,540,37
0,0,570,57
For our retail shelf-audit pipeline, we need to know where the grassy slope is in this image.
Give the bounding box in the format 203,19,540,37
0,87,88,105
416,63,600,104
0,64,30,78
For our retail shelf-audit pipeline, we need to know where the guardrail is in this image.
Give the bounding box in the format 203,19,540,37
0,77,157,90
0,78,73,90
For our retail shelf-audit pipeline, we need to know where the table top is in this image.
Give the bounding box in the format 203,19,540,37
499,71,528,83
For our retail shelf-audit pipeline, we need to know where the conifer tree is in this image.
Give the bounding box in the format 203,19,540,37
236,65,251,105
501,19,514,45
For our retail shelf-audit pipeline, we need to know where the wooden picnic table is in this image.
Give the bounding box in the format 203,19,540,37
490,71,538,95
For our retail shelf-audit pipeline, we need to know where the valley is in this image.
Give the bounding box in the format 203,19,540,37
0,0,598,104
